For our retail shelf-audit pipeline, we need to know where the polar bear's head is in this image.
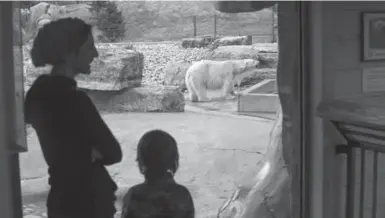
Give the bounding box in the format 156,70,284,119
243,59,260,69
232,59,260,75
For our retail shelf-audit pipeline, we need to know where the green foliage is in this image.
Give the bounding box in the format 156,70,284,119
93,1,125,42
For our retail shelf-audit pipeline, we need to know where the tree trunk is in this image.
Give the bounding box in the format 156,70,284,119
217,2,301,218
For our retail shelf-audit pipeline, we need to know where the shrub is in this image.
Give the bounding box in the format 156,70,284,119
92,1,125,42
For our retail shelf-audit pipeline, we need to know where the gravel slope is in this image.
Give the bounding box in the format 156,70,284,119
131,42,209,85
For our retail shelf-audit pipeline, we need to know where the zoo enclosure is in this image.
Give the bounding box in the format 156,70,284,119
20,1,277,43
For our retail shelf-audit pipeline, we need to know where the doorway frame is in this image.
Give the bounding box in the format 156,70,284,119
0,2,24,218
299,2,312,218
0,2,317,218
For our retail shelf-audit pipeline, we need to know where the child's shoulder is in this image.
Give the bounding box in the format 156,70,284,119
121,182,194,218
122,183,146,198
170,183,192,197
126,181,190,194
123,181,192,203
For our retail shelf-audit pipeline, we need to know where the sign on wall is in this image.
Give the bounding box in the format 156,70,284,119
362,12,385,61
362,67,385,93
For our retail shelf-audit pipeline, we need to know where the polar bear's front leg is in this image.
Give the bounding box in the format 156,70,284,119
185,72,199,102
222,78,235,100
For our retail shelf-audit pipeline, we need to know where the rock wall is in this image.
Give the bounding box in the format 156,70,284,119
80,86,185,113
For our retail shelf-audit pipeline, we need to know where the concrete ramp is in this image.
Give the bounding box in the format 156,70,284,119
238,79,279,114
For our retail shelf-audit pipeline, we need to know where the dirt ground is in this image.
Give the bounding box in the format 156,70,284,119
20,112,274,218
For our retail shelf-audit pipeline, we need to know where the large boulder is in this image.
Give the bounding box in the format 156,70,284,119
77,44,144,91
24,43,144,91
210,35,252,50
205,44,278,68
29,2,50,28
26,3,95,42
36,13,52,30
181,36,215,49
81,86,185,112
54,4,95,25
163,61,192,90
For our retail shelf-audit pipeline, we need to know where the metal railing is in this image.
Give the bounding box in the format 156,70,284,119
334,121,385,218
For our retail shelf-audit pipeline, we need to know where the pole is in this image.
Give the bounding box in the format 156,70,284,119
213,13,217,38
193,16,197,37
271,5,276,43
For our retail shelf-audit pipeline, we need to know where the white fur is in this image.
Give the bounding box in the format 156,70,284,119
185,59,259,102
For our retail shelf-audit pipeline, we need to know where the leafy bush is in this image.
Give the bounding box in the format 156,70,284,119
92,1,125,42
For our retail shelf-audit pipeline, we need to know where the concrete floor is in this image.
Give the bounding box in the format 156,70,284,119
20,112,274,218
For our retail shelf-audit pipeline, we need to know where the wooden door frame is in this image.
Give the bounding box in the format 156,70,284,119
299,2,311,218
0,2,317,218
0,2,23,218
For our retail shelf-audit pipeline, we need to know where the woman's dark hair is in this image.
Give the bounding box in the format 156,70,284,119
137,129,179,180
30,17,92,67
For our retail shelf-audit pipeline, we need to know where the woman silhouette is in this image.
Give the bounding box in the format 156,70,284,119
24,18,122,218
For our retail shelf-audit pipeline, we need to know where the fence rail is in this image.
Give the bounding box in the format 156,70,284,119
188,11,277,43
334,121,385,218
124,8,277,43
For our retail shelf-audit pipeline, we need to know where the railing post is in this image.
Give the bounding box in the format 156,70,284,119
271,6,276,43
336,144,355,218
345,145,355,218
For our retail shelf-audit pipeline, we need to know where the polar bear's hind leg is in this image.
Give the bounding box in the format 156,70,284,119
196,85,209,102
188,84,198,102
190,93,198,102
185,72,199,102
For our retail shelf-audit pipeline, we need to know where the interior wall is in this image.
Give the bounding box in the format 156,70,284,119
316,2,385,218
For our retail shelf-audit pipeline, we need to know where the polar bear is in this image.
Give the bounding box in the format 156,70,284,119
185,59,260,102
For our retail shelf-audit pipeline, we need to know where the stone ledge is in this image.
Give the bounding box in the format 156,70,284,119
80,85,185,113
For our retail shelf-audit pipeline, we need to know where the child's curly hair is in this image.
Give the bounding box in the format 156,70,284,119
136,130,180,179
30,17,92,68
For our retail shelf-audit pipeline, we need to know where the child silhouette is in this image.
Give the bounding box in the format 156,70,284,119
121,130,195,218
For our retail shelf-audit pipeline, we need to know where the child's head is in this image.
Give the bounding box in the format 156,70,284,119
136,130,179,179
